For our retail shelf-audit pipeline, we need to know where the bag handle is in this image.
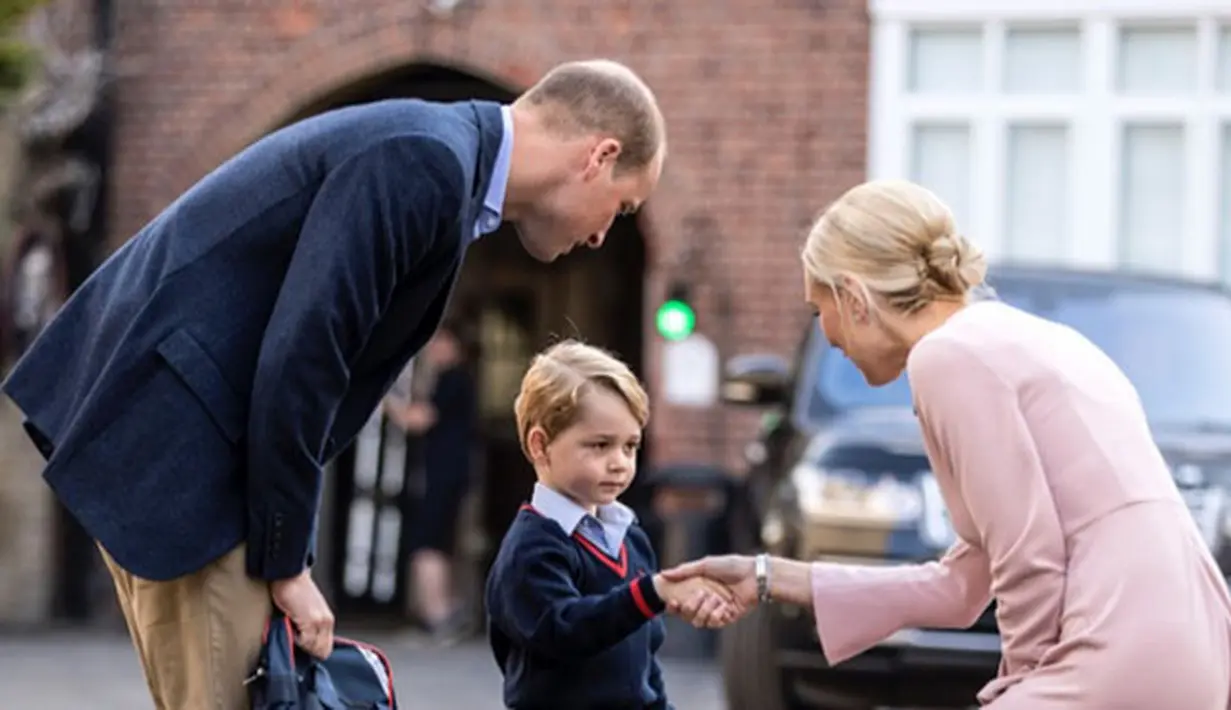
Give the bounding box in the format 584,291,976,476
258,608,345,709
264,608,301,671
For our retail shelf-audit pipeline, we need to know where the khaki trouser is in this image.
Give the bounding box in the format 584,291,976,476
98,543,272,710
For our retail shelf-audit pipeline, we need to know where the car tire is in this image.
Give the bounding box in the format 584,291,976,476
720,606,880,710
720,606,797,710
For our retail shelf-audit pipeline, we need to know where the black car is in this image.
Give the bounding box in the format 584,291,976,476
716,265,1231,710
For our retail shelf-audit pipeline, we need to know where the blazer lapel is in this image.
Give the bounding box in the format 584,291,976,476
463,100,505,218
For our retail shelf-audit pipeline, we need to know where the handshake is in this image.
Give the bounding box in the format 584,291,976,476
650,555,761,629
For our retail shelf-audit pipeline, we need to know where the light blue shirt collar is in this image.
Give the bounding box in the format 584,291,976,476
531,482,635,555
473,105,514,240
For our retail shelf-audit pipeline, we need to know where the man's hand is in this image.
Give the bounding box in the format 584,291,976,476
652,573,742,628
270,570,335,659
659,555,758,627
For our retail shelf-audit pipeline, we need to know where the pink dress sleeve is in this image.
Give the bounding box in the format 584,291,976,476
811,540,993,664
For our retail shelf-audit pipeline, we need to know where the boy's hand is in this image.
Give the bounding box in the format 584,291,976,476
651,574,743,628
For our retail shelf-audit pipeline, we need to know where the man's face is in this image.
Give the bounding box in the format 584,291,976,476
515,138,663,263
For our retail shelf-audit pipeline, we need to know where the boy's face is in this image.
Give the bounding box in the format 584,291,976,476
531,388,642,511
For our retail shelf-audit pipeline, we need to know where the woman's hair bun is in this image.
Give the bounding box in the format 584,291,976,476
924,232,987,293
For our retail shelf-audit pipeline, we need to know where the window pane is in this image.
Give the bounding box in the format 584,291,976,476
1005,125,1070,262
908,28,983,94
1118,26,1198,95
1221,126,1231,283
1004,27,1083,93
1120,124,1186,271
911,124,973,234
1218,27,1231,93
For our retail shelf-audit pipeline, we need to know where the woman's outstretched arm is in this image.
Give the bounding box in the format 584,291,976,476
764,557,814,607
662,545,992,665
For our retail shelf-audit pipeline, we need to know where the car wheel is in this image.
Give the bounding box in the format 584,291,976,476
720,606,797,710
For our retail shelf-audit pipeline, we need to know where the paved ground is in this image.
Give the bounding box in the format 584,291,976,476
0,628,725,709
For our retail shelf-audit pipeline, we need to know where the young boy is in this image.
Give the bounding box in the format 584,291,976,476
485,340,736,710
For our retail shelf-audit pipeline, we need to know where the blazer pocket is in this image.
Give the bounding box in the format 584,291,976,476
155,329,245,444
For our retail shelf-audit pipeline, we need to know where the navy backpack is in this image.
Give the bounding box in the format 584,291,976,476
248,611,398,709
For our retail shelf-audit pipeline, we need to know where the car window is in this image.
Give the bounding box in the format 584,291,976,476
807,277,1231,431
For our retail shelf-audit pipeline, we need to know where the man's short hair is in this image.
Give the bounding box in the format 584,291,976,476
513,339,649,459
516,59,665,173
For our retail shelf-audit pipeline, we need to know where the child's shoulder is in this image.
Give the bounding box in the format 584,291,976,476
624,518,652,541
622,521,659,560
491,507,577,568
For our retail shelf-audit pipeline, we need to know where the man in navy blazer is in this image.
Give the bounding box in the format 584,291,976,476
1,58,665,710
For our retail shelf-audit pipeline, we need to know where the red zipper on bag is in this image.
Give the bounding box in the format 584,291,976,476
335,635,397,708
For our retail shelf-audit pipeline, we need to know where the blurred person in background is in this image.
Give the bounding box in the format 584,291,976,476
385,322,478,643
665,179,1231,709
1,57,665,710
3,220,67,360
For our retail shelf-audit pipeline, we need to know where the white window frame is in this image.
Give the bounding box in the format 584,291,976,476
869,0,1231,280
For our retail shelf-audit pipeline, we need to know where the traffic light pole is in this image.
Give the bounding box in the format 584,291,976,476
656,229,733,468
709,281,733,466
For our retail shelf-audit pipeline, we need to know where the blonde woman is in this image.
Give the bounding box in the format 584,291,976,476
664,179,1231,707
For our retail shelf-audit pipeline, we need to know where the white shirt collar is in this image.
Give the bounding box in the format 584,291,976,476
530,482,636,536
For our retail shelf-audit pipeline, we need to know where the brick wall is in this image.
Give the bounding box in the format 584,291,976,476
0,0,870,623
104,0,870,469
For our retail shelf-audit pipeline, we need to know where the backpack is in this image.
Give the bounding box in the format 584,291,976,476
248,610,398,709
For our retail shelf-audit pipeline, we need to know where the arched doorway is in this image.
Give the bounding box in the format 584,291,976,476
282,64,650,622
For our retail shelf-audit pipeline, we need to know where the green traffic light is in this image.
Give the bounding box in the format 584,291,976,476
656,299,696,341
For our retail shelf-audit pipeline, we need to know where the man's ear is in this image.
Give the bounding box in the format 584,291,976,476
587,138,622,177
527,426,551,465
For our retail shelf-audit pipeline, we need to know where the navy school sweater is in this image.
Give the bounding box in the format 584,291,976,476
485,504,673,710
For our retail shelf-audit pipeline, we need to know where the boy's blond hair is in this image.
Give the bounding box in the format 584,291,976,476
514,340,650,459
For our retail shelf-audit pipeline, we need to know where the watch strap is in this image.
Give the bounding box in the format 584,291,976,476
755,553,771,603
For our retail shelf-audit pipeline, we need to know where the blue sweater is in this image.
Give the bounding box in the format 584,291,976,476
485,505,673,710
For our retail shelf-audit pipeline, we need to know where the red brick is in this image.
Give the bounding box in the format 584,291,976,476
99,0,869,471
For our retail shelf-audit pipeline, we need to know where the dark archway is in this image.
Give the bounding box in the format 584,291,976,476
280,64,517,125
287,65,649,622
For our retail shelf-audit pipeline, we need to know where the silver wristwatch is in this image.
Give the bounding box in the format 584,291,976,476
755,553,771,603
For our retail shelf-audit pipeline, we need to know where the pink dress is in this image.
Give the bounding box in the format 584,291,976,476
809,301,1231,708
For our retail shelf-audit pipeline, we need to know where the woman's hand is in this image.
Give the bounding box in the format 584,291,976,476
659,555,758,627
651,574,741,628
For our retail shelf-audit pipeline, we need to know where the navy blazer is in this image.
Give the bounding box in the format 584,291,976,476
1,98,505,582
